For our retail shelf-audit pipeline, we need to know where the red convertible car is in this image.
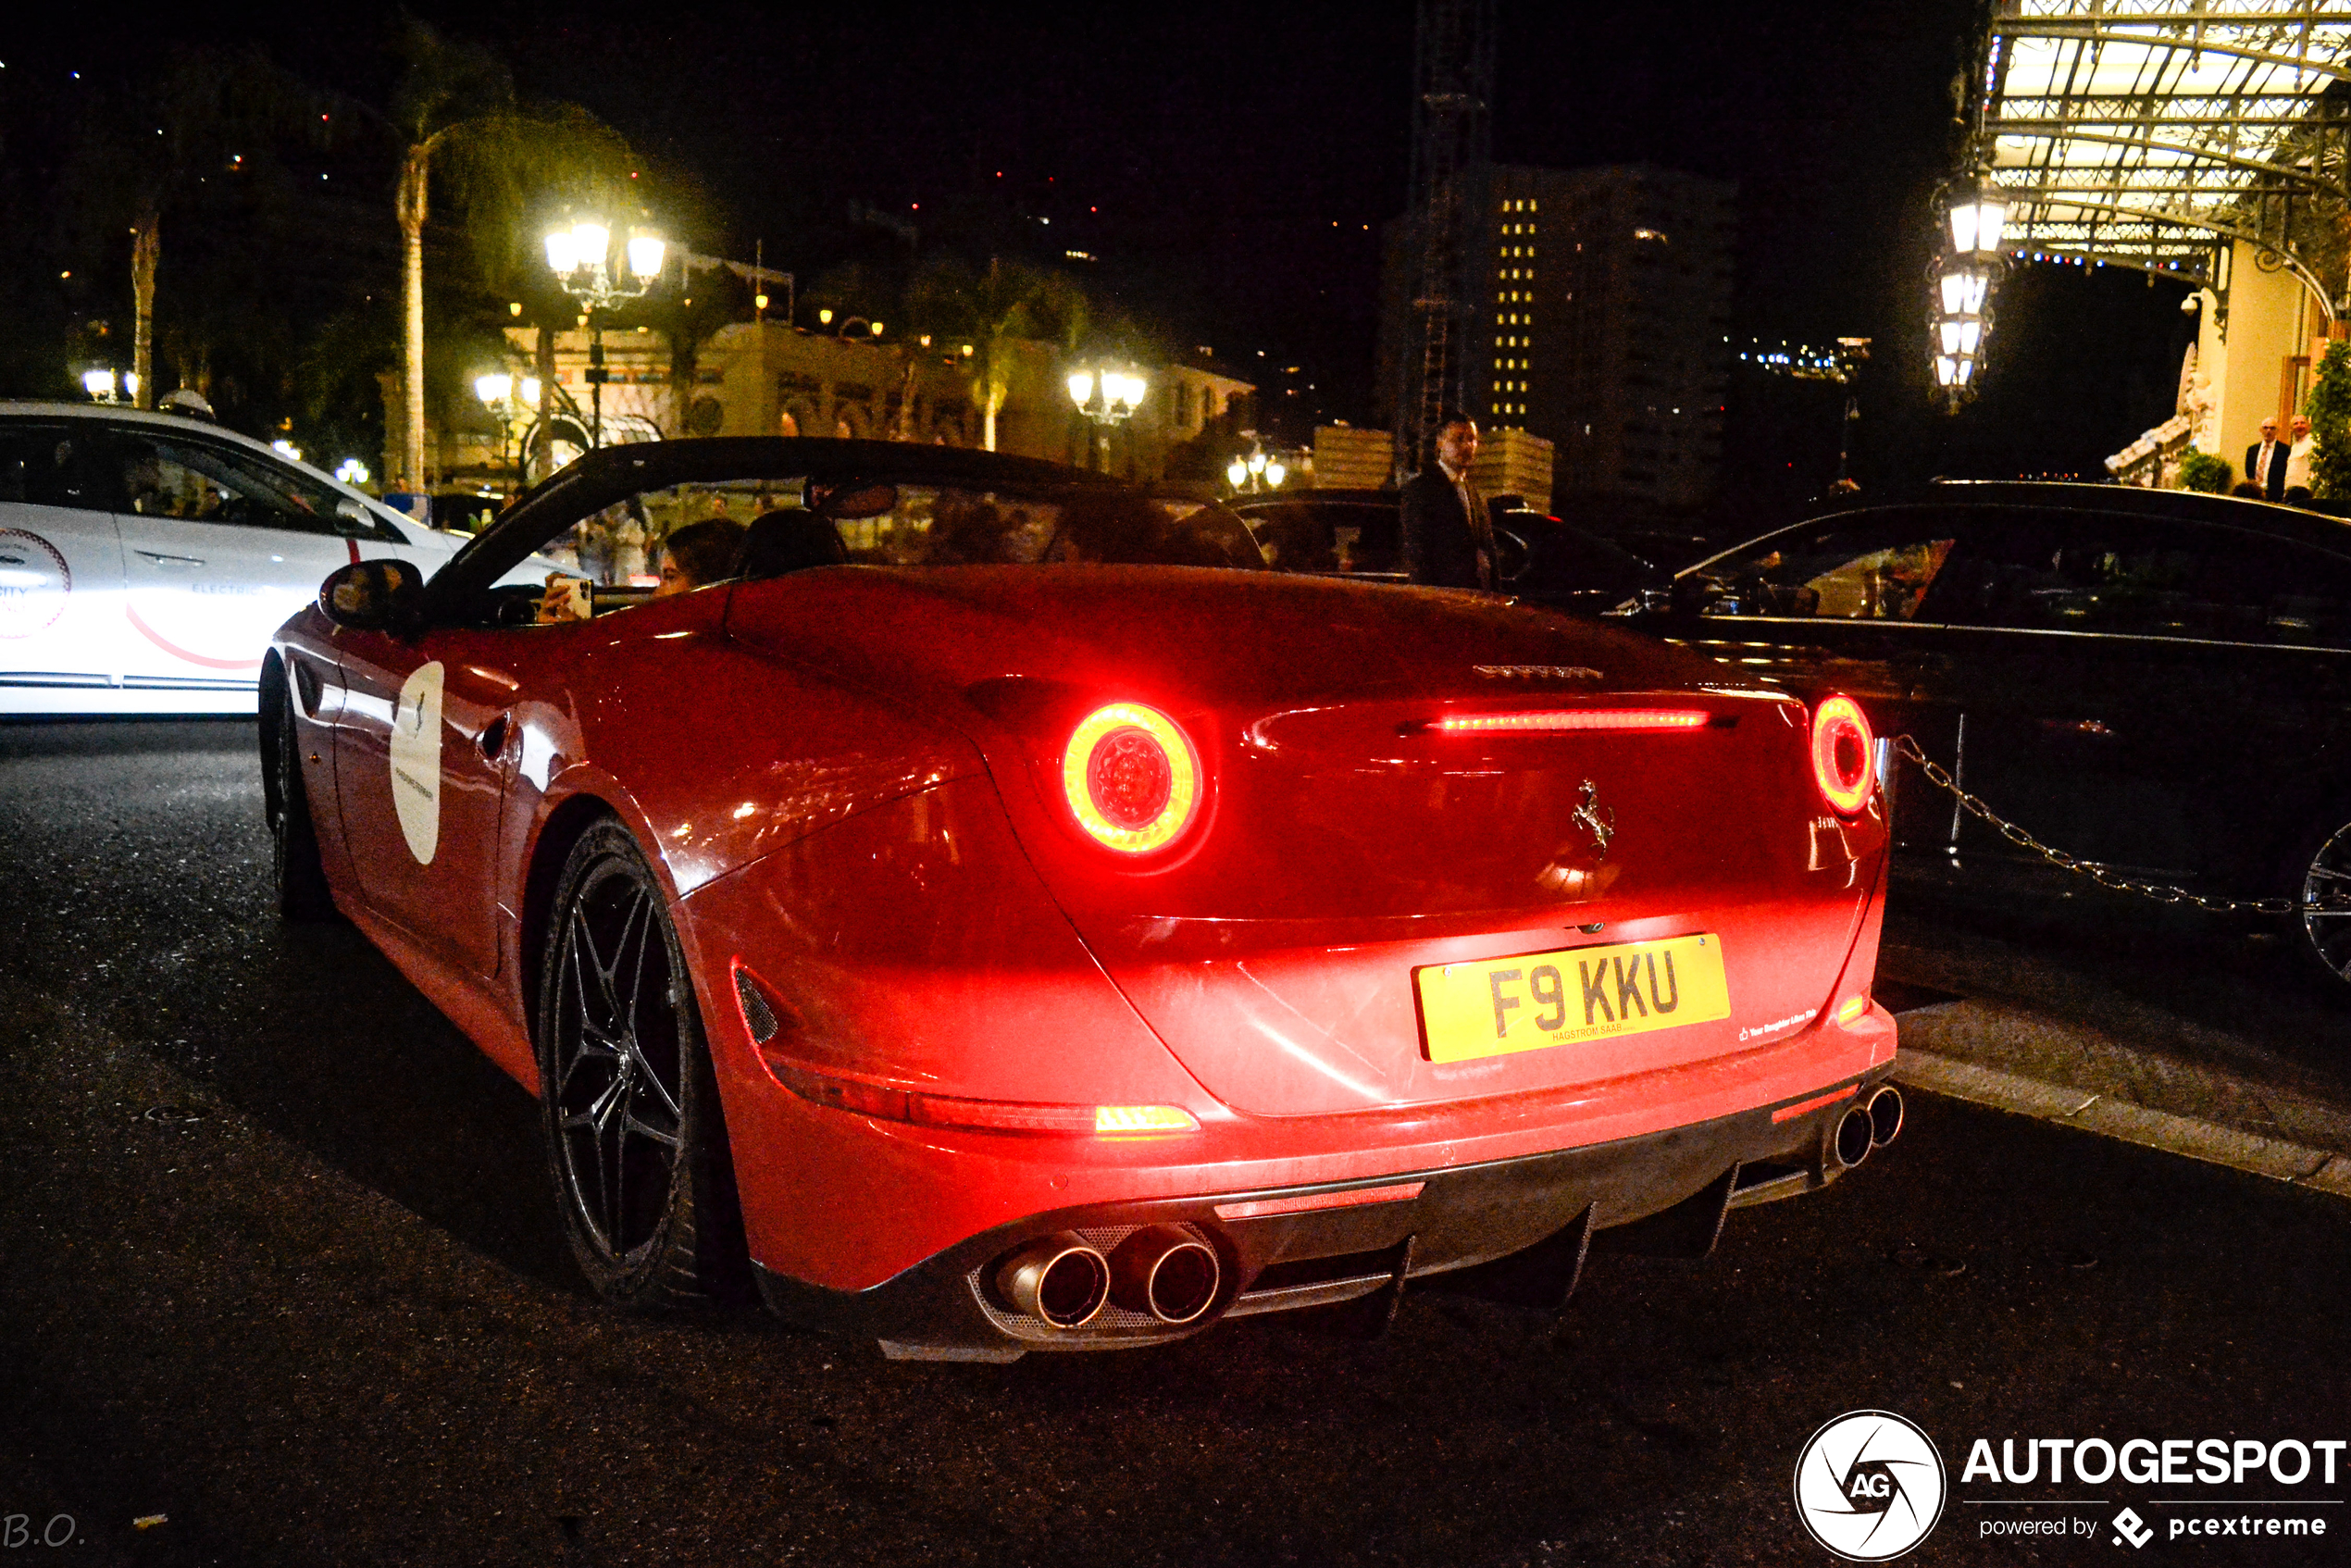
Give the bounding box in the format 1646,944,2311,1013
265,439,1900,1360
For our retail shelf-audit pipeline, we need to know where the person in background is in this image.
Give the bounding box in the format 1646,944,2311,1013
2286,414,2315,496
2247,416,2290,502
1399,411,1497,590
656,516,747,595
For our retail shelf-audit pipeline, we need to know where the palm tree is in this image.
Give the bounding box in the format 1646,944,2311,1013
907,255,1080,451
387,19,631,489
67,49,326,408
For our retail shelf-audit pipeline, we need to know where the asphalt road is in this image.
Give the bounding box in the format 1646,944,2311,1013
3,719,2347,1567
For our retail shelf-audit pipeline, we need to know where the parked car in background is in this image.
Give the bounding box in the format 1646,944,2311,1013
267,437,1902,1360
1620,480,2351,987
0,403,534,716
1230,488,1671,615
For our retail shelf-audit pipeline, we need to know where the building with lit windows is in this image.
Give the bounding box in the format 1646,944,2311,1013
1481,164,1735,508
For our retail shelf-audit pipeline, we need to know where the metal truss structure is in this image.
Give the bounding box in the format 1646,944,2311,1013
1391,0,1496,479
1978,1,2351,305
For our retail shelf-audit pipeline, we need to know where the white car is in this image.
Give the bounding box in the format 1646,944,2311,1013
0,402,523,716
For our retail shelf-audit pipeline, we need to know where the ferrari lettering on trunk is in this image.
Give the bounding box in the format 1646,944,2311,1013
390,661,444,865
1415,934,1730,1063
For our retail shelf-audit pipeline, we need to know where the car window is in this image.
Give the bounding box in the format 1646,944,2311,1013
1926,510,2351,647
1238,501,1401,574
0,423,111,512
111,431,398,541
850,484,1263,567
511,475,1268,625
1696,511,1958,620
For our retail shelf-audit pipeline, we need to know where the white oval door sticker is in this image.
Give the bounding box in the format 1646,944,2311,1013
390,661,444,865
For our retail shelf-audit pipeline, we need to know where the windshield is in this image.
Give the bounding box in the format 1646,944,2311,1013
540,477,1262,587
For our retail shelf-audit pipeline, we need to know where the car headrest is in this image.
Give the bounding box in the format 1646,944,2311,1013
740,508,848,579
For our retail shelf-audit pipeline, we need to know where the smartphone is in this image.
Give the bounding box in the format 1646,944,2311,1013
545,573,591,621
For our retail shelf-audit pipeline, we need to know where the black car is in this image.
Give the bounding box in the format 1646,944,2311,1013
1619,480,2351,985
1229,488,1669,615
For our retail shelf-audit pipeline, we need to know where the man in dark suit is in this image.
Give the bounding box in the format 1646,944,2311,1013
1399,411,1498,590
2247,416,2289,502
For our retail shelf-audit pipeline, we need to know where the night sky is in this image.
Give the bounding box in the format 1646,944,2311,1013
6,1,2201,508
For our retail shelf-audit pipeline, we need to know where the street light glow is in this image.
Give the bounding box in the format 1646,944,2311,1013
81,368,114,401
570,220,610,269
475,371,513,406
544,228,579,275
627,230,665,280
1067,370,1095,407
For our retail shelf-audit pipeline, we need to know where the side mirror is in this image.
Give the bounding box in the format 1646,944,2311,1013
1493,526,1532,584
319,558,426,634
1668,573,1717,619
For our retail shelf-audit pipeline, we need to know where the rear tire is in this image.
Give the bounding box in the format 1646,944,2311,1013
2288,812,2351,990
536,820,747,1309
270,686,337,921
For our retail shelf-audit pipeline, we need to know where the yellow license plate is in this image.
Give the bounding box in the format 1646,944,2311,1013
1414,933,1731,1063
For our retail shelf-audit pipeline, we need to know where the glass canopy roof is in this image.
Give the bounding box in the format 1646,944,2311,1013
1981,2,2351,290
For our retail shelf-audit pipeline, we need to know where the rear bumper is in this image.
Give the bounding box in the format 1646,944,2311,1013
754,1057,1899,1359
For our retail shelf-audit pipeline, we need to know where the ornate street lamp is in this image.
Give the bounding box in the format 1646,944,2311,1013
1067,366,1146,472
1931,176,2009,409
474,371,540,485
1225,443,1287,494
545,215,665,448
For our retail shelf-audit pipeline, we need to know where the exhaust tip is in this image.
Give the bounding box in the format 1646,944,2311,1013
1867,1085,1904,1148
1111,1226,1222,1325
1834,1105,1874,1171
995,1234,1110,1328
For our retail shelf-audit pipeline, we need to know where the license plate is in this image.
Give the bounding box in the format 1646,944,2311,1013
1413,933,1731,1064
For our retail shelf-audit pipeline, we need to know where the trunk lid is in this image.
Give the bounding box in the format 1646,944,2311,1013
725,567,1885,1115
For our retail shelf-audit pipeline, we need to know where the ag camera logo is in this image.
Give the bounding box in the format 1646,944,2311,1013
1795,1410,1948,1561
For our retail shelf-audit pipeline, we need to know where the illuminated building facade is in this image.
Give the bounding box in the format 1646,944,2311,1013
1478,164,1735,507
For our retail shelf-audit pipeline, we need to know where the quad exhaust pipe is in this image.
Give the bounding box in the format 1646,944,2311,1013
994,1226,1224,1329
1833,1085,1905,1172
995,1233,1110,1328
1110,1226,1222,1325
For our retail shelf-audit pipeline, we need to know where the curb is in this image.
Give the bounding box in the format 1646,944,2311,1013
1893,1046,2351,1200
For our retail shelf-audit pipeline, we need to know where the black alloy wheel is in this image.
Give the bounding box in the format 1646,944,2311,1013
537,820,745,1308
270,684,337,920
2293,814,2351,989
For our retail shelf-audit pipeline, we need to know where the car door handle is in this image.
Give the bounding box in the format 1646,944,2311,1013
134,549,205,566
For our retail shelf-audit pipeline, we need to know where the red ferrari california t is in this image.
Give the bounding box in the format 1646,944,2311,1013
265,438,1901,1360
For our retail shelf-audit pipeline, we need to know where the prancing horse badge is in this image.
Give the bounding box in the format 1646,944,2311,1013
1572,779,1615,859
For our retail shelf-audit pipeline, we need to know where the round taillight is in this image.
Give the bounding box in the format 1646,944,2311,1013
1062,703,1200,854
1810,694,1875,815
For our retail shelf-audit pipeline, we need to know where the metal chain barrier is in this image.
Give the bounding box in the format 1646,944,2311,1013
1889,735,2307,915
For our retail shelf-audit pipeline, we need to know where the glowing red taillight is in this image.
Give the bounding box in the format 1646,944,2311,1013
1063,703,1200,853
1810,694,1875,815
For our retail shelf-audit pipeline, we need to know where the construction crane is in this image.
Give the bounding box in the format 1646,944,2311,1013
1393,0,1497,482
